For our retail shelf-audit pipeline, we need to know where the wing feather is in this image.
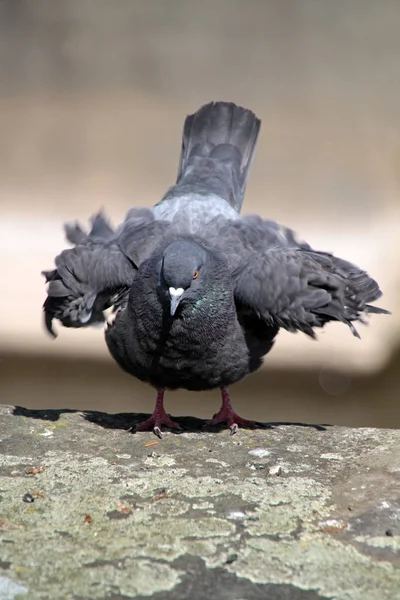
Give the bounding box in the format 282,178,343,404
42,210,167,337
233,245,388,338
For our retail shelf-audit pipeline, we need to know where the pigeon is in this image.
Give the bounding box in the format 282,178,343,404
42,101,389,438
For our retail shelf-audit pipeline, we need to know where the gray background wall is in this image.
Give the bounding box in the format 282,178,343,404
0,0,399,426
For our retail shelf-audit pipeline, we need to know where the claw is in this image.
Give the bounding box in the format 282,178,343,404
153,426,163,440
230,423,238,436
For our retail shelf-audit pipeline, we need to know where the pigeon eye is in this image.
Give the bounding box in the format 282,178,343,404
193,269,199,280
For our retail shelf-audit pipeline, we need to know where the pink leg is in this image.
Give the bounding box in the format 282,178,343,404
135,389,181,439
206,387,257,435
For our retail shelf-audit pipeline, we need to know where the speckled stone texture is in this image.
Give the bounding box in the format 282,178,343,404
0,404,399,599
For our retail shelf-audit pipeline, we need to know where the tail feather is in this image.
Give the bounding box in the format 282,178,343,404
174,101,261,212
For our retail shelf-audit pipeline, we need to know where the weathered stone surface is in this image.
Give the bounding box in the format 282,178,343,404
0,404,399,599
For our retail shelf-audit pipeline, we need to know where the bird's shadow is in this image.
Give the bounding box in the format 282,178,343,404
12,406,330,434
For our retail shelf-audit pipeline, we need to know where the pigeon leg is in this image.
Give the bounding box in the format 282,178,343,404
135,389,181,439
206,387,256,435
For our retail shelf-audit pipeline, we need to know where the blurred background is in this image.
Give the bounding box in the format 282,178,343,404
0,0,399,427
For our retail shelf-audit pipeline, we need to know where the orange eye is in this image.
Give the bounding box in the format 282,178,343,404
193,269,199,280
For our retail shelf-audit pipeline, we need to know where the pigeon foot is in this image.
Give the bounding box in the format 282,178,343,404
136,413,181,439
135,388,181,438
206,387,256,434
206,411,257,435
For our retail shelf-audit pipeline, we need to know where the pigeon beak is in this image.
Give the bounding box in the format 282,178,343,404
169,287,184,316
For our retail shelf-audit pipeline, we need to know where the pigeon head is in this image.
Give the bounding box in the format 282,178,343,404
161,240,207,316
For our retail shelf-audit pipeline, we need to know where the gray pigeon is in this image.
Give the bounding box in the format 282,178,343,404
42,101,388,438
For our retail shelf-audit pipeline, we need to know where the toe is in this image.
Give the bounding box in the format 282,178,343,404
162,415,182,430
135,419,155,432
231,414,257,428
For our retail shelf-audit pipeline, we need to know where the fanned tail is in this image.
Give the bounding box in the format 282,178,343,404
167,101,261,213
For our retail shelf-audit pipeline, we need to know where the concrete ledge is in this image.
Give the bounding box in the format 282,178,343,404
0,404,399,599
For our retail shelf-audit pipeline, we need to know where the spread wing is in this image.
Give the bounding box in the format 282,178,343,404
232,242,388,339
42,209,167,337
